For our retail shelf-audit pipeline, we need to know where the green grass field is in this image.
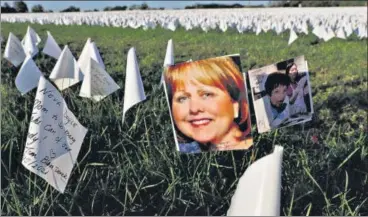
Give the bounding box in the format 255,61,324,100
1,22,367,215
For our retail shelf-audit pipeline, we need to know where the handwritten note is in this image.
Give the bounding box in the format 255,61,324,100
3,32,26,67
22,76,88,193
79,58,120,102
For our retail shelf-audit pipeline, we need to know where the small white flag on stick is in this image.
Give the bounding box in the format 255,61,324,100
21,26,41,46
42,31,62,59
78,38,105,75
79,58,120,102
161,39,174,85
22,76,88,193
15,56,43,95
23,29,39,57
288,28,298,45
49,45,83,91
122,47,146,122
227,146,284,216
3,32,26,67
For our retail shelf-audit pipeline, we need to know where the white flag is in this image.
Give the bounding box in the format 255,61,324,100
42,31,62,59
89,42,105,70
15,56,43,95
49,45,83,91
22,29,39,57
3,32,26,67
227,146,283,216
161,39,174,85
122,47,146,122
335,27,346,39
77,38,105,75
323,27,335,42
79,58,120,102
288,28,298,45
21,26,41,46
22,76,88,193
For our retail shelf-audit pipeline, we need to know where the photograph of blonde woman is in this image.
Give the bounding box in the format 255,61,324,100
164,55,253,153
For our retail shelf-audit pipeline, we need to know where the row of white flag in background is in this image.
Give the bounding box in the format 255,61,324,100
3,26,284,216
1,7,367,43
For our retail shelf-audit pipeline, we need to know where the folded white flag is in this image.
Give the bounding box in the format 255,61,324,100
78,38,105,75
3,32,26,67
161,39,174,85
15,56,43,95
21,26,41,46
122,47,146,122
227,146,284,216
288,28,298,45
49,45,83,91
22,76,88,193
79,58,120,102
89,42,105,70
42,31,62,59
23,29,39,57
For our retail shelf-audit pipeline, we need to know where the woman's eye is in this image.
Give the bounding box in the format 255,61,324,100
177,96,187,103
202,92,214,99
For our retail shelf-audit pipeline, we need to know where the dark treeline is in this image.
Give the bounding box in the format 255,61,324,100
185,3,264,9
268,0,367,7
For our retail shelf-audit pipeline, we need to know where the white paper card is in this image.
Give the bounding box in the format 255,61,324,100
21,76,88,193
3,32,26,67
15,56,43,95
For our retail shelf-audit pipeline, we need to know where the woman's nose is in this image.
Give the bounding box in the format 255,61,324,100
189,97,204,114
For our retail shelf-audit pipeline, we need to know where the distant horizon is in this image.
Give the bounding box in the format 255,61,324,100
1,1,269,11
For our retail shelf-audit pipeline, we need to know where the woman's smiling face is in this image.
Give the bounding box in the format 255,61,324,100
172,79,238,144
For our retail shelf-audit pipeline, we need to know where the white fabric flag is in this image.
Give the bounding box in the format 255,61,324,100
42,31,62,59
288,29,298,45
49,45,83,91
161,39,174,85
21,76,88,193
122,47,146,122
227,146,284,216
3,32,26,67
79,58,120,102
15,56,43,95
21,26,41,46
23,29,39,57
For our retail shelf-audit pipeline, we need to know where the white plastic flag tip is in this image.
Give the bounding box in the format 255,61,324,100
227,146,283,216
288,28,298,45
122,47,146,122
79,58,120,102
21,26,41,46
15,56,43,95
3,32,26,67
22,76,88,193
49,45,83,91
161,39,174,85
42,31,62,59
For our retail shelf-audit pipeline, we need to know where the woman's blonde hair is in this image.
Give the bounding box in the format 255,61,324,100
164,56,251,143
